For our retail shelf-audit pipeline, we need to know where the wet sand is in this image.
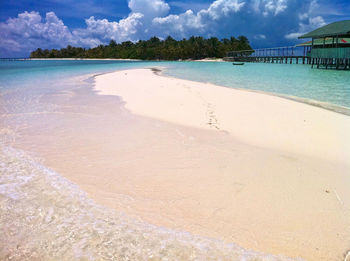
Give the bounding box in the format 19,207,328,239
12,69,350,261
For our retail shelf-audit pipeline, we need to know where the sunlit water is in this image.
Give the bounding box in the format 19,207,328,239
163,61,350,111
1,59,349,260
1,60,350,109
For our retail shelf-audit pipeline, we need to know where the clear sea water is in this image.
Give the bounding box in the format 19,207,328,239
1,59,348,261
1,60,349,108
164,61,350,110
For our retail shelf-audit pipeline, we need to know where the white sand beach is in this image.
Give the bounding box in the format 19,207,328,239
94,69,350,260
95,69,350,164
13,68,350,261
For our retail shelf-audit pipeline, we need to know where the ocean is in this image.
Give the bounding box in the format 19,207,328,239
2,60,350,109
1,59,348,261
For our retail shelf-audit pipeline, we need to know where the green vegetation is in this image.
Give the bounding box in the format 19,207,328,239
30,35,252,60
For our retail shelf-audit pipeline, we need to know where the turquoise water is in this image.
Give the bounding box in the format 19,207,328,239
1,60,350,109
0,60,153,91
163,61,350,109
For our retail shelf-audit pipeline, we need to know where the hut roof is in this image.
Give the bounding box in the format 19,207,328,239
296,37,350,46
298,20,350,39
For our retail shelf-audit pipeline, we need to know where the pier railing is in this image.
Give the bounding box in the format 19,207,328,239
225,46,311,64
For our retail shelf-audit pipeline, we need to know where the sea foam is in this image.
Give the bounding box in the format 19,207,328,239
0,146,301,261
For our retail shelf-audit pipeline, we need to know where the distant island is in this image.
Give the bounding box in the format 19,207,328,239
30,35,252,60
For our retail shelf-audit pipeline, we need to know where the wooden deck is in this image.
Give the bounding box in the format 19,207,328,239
225,45,350,69
310,57,350,69
224,55,311,64
225,46,312,65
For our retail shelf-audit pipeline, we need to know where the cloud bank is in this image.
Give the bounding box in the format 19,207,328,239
0,0,330,57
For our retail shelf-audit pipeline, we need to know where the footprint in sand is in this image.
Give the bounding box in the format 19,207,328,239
207,103,220,130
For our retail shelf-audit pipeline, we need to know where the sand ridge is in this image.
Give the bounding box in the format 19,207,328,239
92,68,350,260
95,68,350,165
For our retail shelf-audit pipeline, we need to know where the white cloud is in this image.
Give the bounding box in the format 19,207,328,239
0,39,21,52
262,0,288,16
0,0,332,57
203,0,245,20
128,0,170,18
0,11,73,55
169,1,210,12
284,32,302,39
254,34,266,39
284,0,326,40
73,12,144,45
152,10,204,37
152,0,245,38
251,0,288,16
285,16,326,39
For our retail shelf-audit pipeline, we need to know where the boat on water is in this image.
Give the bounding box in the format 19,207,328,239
232,62,245,65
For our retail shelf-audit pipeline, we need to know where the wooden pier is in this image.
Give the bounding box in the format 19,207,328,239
310,57,350,70
224,46,311,64
225,20,350,70
229,55,311,64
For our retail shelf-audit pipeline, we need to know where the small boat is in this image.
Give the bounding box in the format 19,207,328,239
232,62,244,65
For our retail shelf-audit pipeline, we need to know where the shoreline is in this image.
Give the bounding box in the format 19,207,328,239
1,146,297,261
95,68,350,164
158,67,350,117
19,58,226,62
88,66,350,117
6,67,350,261
27,58,144,61
9,58,350,115
90,68,350,260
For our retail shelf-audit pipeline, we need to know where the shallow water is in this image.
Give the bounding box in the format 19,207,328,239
1,60,350,109
1,146,298,261
163,61,350,110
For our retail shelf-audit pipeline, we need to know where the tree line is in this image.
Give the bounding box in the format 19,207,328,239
30,35,252,60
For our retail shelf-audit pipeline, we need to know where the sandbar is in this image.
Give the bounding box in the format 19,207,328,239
14,68,350,261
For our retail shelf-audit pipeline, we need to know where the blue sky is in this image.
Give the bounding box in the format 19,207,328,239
1,0,349,57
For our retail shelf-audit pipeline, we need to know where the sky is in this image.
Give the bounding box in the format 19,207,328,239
0,0,349,57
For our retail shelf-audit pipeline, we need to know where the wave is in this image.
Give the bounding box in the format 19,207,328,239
0,146,301,261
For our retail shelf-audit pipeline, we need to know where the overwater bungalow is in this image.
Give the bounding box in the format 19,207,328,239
298,20,350,69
